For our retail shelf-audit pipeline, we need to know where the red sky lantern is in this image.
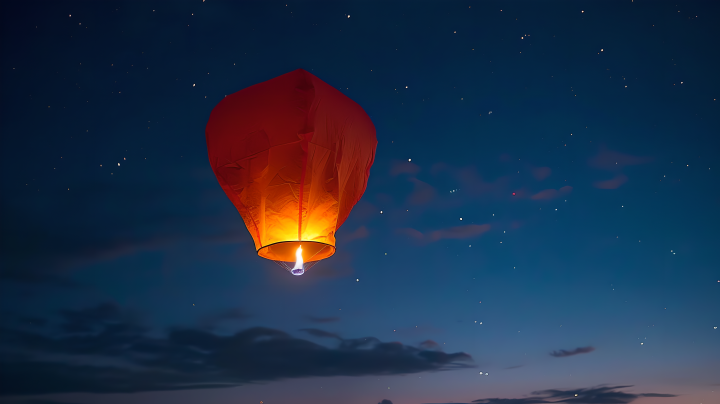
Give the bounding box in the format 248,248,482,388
206,69,377,275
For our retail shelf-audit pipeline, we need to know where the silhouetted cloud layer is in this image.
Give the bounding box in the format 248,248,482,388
16,400,85,404
549,346,595,357
0,304,472,395
299,328,342,340
473,385,675,404
428,384,676,404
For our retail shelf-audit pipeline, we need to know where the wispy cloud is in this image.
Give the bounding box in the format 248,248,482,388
431,163,507,197
549,346,595,357
397,224,491,243
550,346,595,358
408,177,437,205
0,179,250,287
588,148,652,171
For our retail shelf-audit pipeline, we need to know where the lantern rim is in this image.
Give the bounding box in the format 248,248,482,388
257,240,335,262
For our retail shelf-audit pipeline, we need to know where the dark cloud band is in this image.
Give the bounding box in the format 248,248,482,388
0,303,473,396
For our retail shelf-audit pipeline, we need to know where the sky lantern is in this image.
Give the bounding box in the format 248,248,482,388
206,69,377,275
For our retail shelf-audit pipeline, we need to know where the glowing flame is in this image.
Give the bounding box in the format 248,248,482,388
291,246,304,276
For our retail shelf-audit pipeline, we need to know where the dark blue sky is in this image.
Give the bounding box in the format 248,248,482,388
1,1,718,404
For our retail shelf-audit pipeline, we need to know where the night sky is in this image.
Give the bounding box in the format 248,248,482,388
1,1,719,404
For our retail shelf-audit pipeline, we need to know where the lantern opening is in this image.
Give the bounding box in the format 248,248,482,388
258,240,334,262
260,241,334,275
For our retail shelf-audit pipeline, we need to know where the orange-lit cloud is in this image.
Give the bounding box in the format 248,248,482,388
594,174,628,189
530,186,572,200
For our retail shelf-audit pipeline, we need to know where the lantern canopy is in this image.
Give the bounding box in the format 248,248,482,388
206,69,377,270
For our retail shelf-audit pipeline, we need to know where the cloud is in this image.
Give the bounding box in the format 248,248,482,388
549,346,595,357
342,225,369,243
589,148,652,171
0,171,256,288
56,302,129,334
298,328,342,340
305,316,340,323
390,160,421,176
532,167,552,181
419,340,441,350
429,384,676,404
470,399,549,404
15,400,86,404
425,224,491,241
530,186,572,201
397,227,425,240
408,177,436,205
593,174,628,189
0,304,473,395
397,224,491,244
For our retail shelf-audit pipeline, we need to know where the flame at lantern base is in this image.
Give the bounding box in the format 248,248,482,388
273,260,320,275
266,242,331,276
